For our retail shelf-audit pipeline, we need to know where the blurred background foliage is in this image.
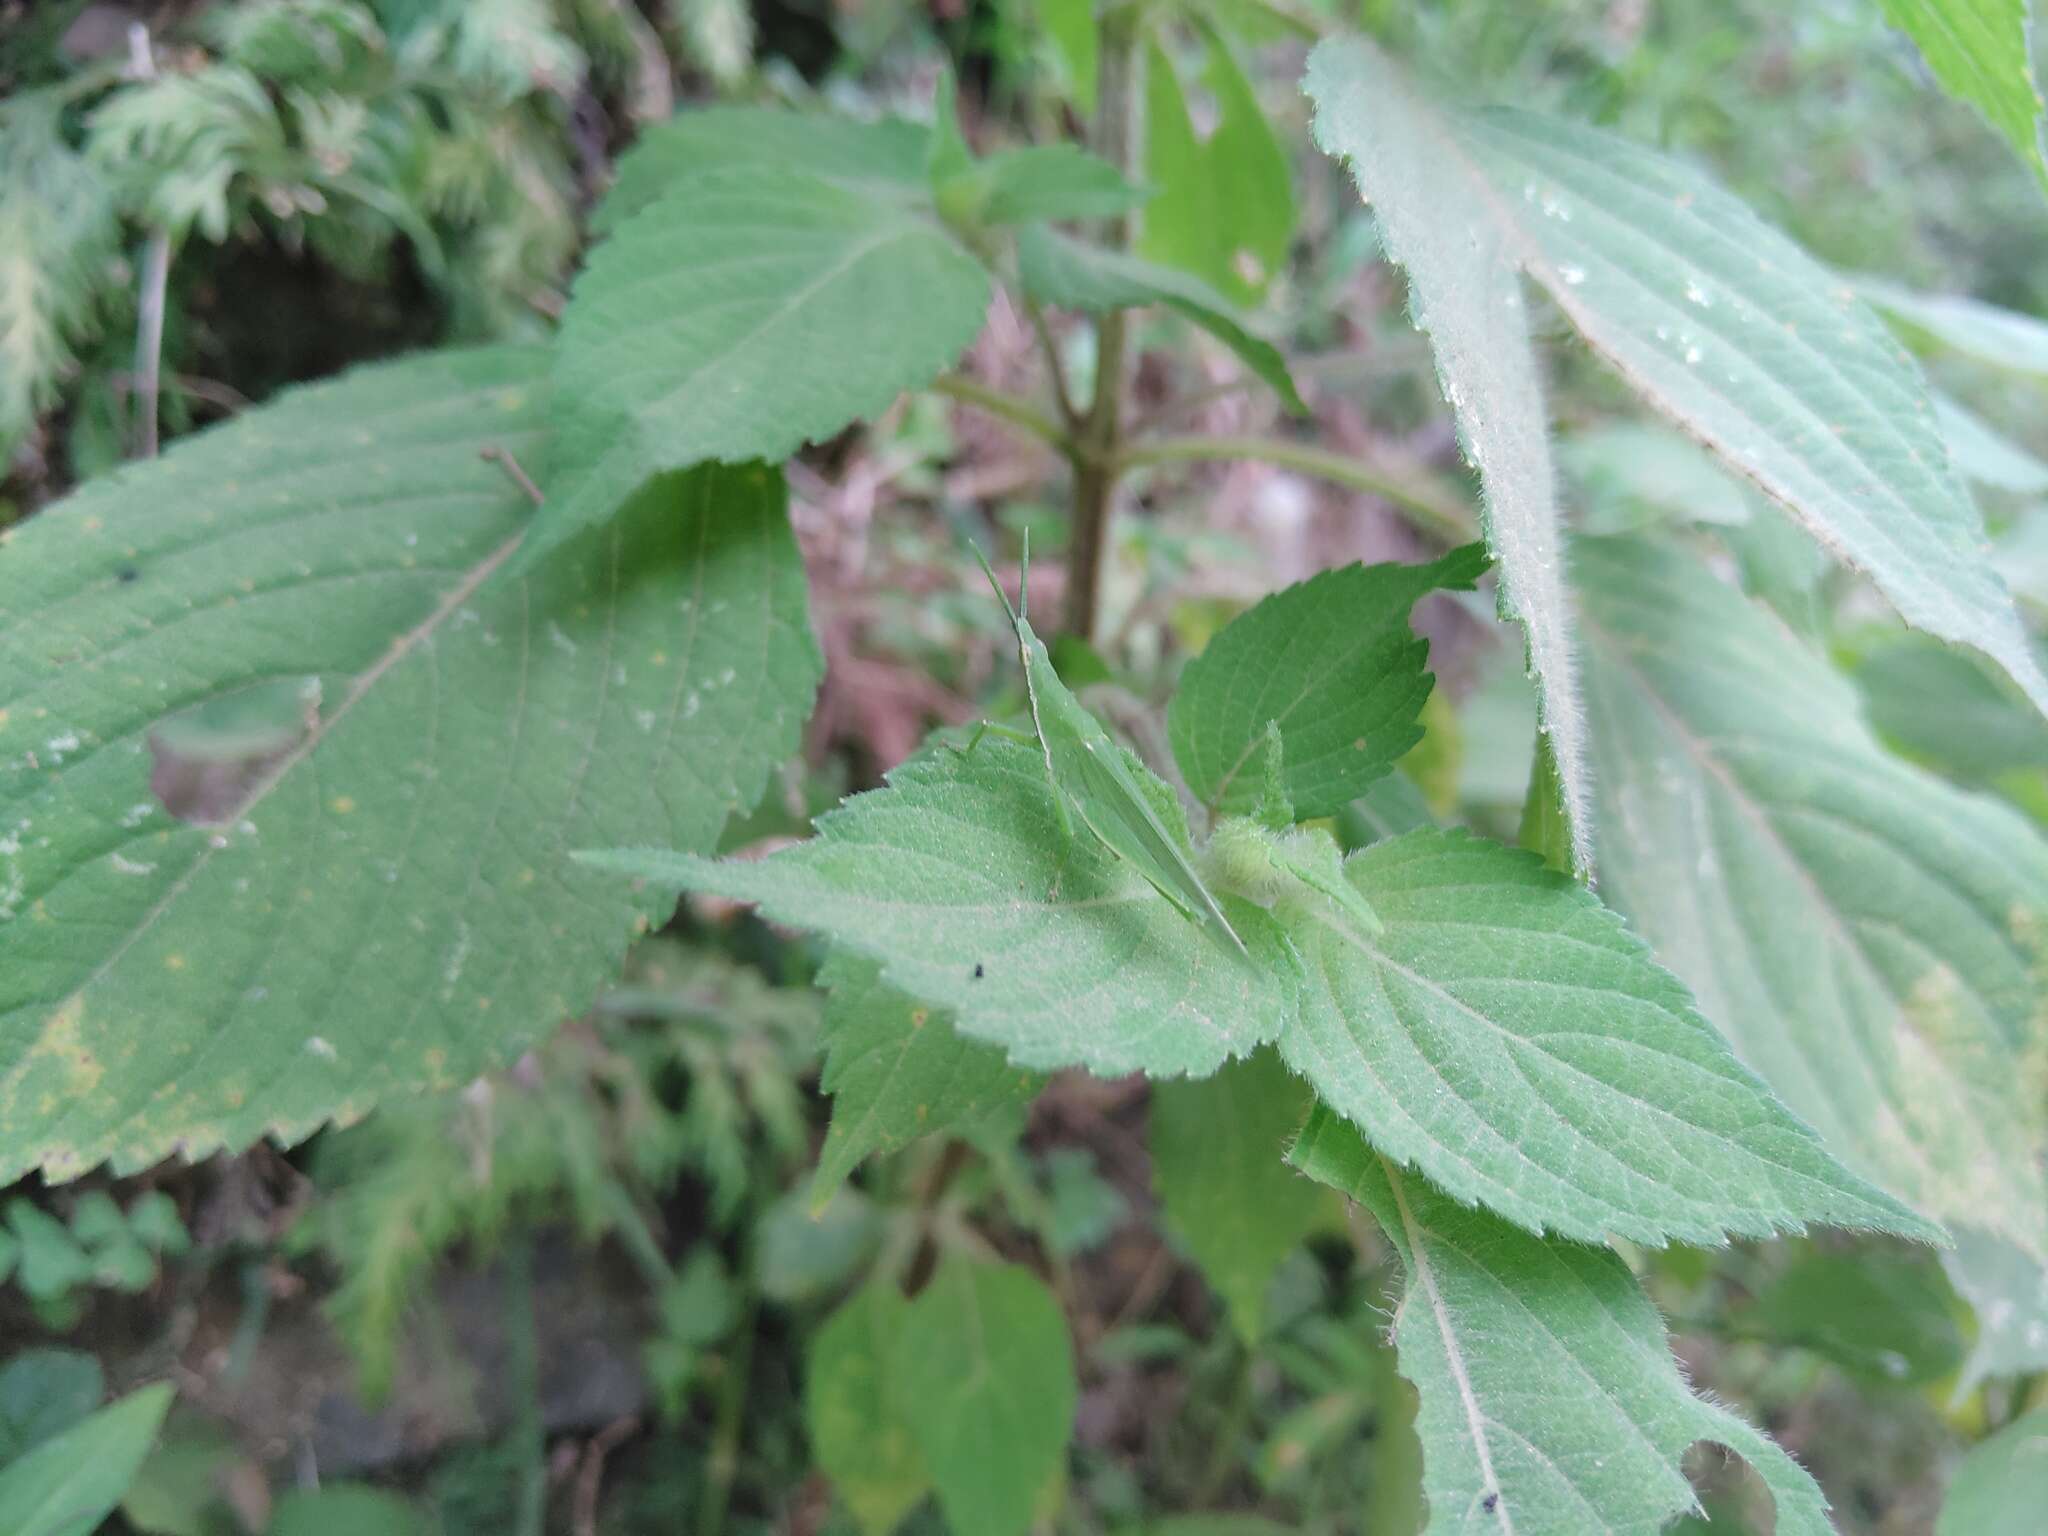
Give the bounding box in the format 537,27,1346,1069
3,1,2047,1533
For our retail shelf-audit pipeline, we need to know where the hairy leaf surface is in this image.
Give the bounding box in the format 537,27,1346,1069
1168,545,1486,820
810,951,1040,1205
1277,829,1937,1247
1292,1114,1833,1536
527,167,989,568
1464,107,2048,718
1308,41,2048,783
582,738,1294,1079
1304,40,1593,873
0,348,820,1182
1576,536,2048,1260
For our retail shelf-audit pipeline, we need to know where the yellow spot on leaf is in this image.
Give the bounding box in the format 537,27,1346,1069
330,795,356,815
165,953,186,971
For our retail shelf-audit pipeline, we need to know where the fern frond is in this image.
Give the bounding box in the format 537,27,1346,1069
0,92,120,464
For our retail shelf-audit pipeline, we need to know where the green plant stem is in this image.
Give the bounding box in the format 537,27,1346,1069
1065,7,1147,642
929,374,1075,458
1118,435,1479,544
1024,299,1083,428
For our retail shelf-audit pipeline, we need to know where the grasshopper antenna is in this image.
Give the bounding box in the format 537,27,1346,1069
967,540,1018,627
1019,526,1030,624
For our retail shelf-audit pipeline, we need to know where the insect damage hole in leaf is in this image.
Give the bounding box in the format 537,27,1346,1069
144,677,322,827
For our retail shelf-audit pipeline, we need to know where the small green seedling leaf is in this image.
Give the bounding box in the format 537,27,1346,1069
0,1382,172,1536
1250,721,1293,830
1208,819,1383,938
807,1281,931,1536
1169,544,1488,821
892,1258,1076,1536
972,546,1248,956
0,1351,103,1464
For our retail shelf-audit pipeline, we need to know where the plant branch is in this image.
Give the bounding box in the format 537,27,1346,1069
126,23,170,460
1119,434,1478,544
1064,7,1147,641
1024,298,1082,428
929,374,1076,458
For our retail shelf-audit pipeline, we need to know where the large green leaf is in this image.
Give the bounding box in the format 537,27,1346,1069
1150,1049,1325,1340
1303,40,1594,874
1463,104,2048,719
1275,829,1936,1248
581,738,1295,1080
1575,535,2048,1262
1016,226,1305,414
810,952,1040,1205
1292,1115,1833,1536
522,165,990,569
892,1258,1076,1536
1166,545,1486,820
0,1383,172,1536
592,106,930,235
807,1281,931,1536
1874,0,2048,192
1142,29,1294,305
0,349,820,1182
1310,40,2048,764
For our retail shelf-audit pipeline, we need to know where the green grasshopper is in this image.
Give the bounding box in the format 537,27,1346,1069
963,542,1249,957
